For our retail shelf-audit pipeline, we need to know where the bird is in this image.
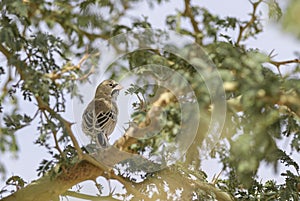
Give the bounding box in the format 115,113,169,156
81,79,123,149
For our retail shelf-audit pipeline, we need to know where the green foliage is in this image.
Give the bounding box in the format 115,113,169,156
5,176,26,190
283,0,300,38
0,175,27,198
0,0,299,200
36,159,55,177
167,7,240,43
266,0,282,21
37,145,79,178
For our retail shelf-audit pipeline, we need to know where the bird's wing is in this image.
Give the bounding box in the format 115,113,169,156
82,99,110,148
81,102,95,137
82,98,117,145
94,98,117,136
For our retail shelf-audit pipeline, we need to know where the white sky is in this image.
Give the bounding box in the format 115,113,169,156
1,0,300,200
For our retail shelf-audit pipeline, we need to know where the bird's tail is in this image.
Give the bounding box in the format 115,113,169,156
97,133,109,148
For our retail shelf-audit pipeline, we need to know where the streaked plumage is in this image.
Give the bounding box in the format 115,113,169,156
82,79,122,148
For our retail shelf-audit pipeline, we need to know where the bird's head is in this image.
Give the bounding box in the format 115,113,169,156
95,79,123,100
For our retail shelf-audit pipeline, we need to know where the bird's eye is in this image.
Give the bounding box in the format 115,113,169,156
109,83,113,87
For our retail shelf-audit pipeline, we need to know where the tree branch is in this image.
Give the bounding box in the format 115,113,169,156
235,0,263,45
132,168,234,201
62,190,118,201
1,42,233,199
0,43,84,159
182,0,203,44
269,58,300,68
1,161,104,201
41,110,64,156
1,88,233,200
35,96,84,159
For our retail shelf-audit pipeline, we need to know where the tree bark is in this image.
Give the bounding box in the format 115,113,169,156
1,161,103,201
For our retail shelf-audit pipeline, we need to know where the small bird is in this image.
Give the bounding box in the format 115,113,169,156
82,79,123,149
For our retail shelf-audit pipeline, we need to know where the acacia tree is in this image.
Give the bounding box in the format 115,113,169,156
0,0,300,200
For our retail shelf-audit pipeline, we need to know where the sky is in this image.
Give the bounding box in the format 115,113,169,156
1,0,300,200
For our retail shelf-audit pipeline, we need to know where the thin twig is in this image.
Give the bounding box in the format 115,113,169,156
211,169,223,185
1,67,12,99
41,110,64,156
46,53,91,81
35,96,84,158
77,63,95,81
270,58,300,77
270,58,300,67
235,0,263,45
0,43,84,159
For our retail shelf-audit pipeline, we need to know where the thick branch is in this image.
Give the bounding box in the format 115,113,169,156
62,191,118,201
182,0,203,44
1,161,104,201
132,168,233,201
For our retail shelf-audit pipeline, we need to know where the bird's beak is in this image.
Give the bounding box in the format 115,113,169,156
115,84,123,91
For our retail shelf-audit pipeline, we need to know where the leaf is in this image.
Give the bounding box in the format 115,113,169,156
6,175,27,188
266,0,282,21
37,159,54,177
